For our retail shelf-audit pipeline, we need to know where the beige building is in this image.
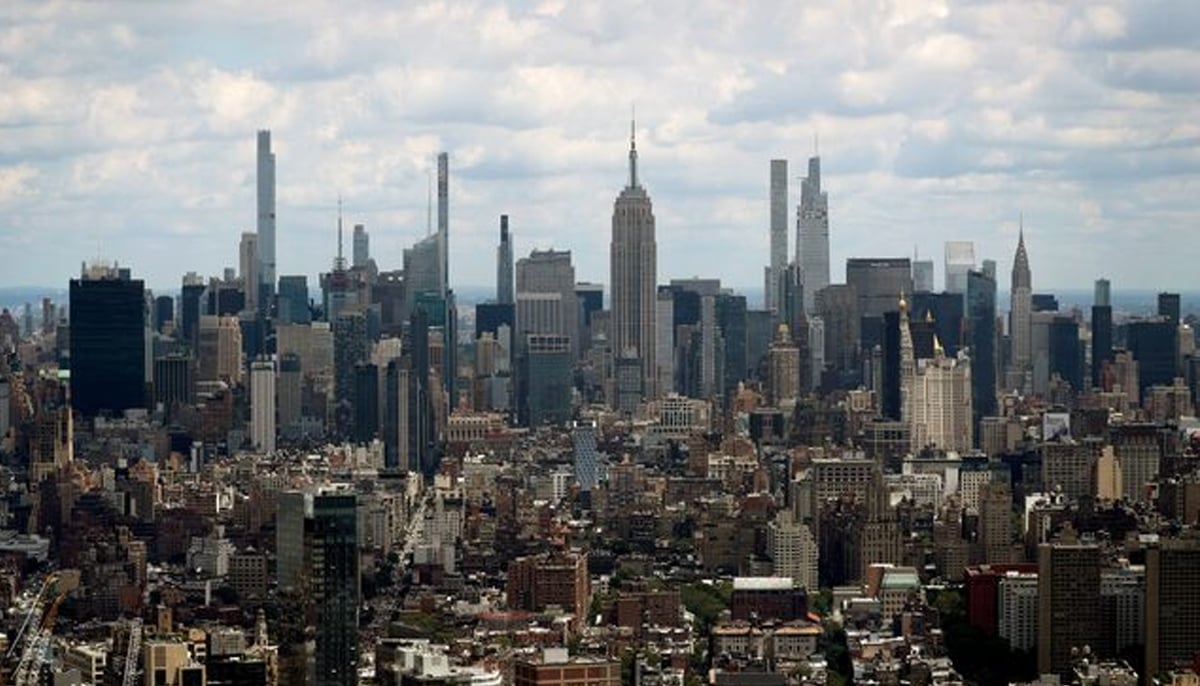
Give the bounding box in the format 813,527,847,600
1093,446,1123,501
768,324,801,405
767,510,818,591
144,638,206,686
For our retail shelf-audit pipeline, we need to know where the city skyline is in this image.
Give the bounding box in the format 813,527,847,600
2,1,1199,292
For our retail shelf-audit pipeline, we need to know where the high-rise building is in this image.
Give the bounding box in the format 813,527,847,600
610,121,657,402
497,215,514,305
1037,542,1102,676
1009,228,1032,389
153,295,174,334
1127,319,1177,397
796,156,829,316
998,571,1039,653
277,490,360,686
240,231,259,312
846,258,913,320
352,224,369,269
967,270,997,440
767,510,818,592
256,130,276,308
250,356,276,454
180,273,206,349
197,315,243,383
69,264,147,418
519,334,572,427
767,159,788,315
333,311,369,436
906,333,973,452
278,352,302,440
517,249,577,358
1092,279,1113,390
437,151,449,299
153,353,193,415
353,362,379,444
912,259,935,293
768,324,801,405
1145,538,1200,678
944,241,975,295
573,419,599,493
277,275,311,325
716,292,748,399
655,287,675,396
1158,292,1181,327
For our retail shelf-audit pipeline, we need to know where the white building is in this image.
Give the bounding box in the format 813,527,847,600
997,570,1038,652
944,241,975,295
796,156,829,316
250,356,276,454
767,510,818,591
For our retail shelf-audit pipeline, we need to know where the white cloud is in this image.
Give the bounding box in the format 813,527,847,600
0,0,1196,294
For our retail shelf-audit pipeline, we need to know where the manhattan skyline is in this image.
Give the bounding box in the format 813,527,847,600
2,1,1199,291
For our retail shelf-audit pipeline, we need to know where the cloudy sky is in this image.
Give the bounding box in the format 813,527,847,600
2,0,1197,294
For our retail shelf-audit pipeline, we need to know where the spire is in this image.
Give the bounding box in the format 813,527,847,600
334,195,346,271
1012,214,1031,290
628,112,639,189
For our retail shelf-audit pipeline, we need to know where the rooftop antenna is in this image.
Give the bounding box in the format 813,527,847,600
628,103,639,189
335,194,345,270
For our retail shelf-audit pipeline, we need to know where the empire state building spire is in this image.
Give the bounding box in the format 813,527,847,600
628,117,639,189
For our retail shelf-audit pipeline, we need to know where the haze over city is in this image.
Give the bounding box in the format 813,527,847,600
3,0,1199,291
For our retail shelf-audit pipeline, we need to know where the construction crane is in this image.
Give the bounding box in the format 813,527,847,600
122,618,143,686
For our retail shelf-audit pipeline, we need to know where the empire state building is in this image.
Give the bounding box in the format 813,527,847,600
610,121,658,406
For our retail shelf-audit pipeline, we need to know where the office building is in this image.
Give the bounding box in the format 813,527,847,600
1092,279,1113,390
610,121,657,402
1037,543,1102,676
1127,319,1177,396
944,241,975,295
353,362,379,444
153,353,193,414
333,311,369,435
250,356,276,454
517,249,577,358
716,292,748,399
352,223,369,268
180,274,206,349
278,275,311,325
69,264,147,417
1145,538,1200,678
256,130,276,308
655,287,675,395
796,155,829,316
497,215,514,305
906,336,973,452
816,284,859,385
967,270,997,440
573,419,599,493
767,510,818,592
767,159,788,314
912,259,934,293
153,295,174,334
768,324,801,405
846,258,913,320
519,334,572,427
1158,292,1181,327
239,231,258,313
278,352,302,439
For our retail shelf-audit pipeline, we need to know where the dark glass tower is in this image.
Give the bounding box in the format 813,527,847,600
69,268,146,417
1091,279,1112,389
353,362,379,444
967,270,997,441
1127,319,1177,396
311,492,359,686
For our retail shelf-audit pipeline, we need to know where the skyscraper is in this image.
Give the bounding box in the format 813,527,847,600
944,241,975,295
69,263,147,418
256,130,276,307
610,120,657,402
1037,543,1102,676
767,159,788,315
912,259,935,293
437,151,449,299
1092,279,1112,389
250,356,276,454
239,231,258,313
352,224,369,269
1009,228,1032,389
967,269,997,440
796,156,829,316
497,215,514,305
517,249,577,358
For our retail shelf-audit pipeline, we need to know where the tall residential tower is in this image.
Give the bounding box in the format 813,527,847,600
497,215,514,305
767,159,788,315
610,121,658,403
256,130,276,306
